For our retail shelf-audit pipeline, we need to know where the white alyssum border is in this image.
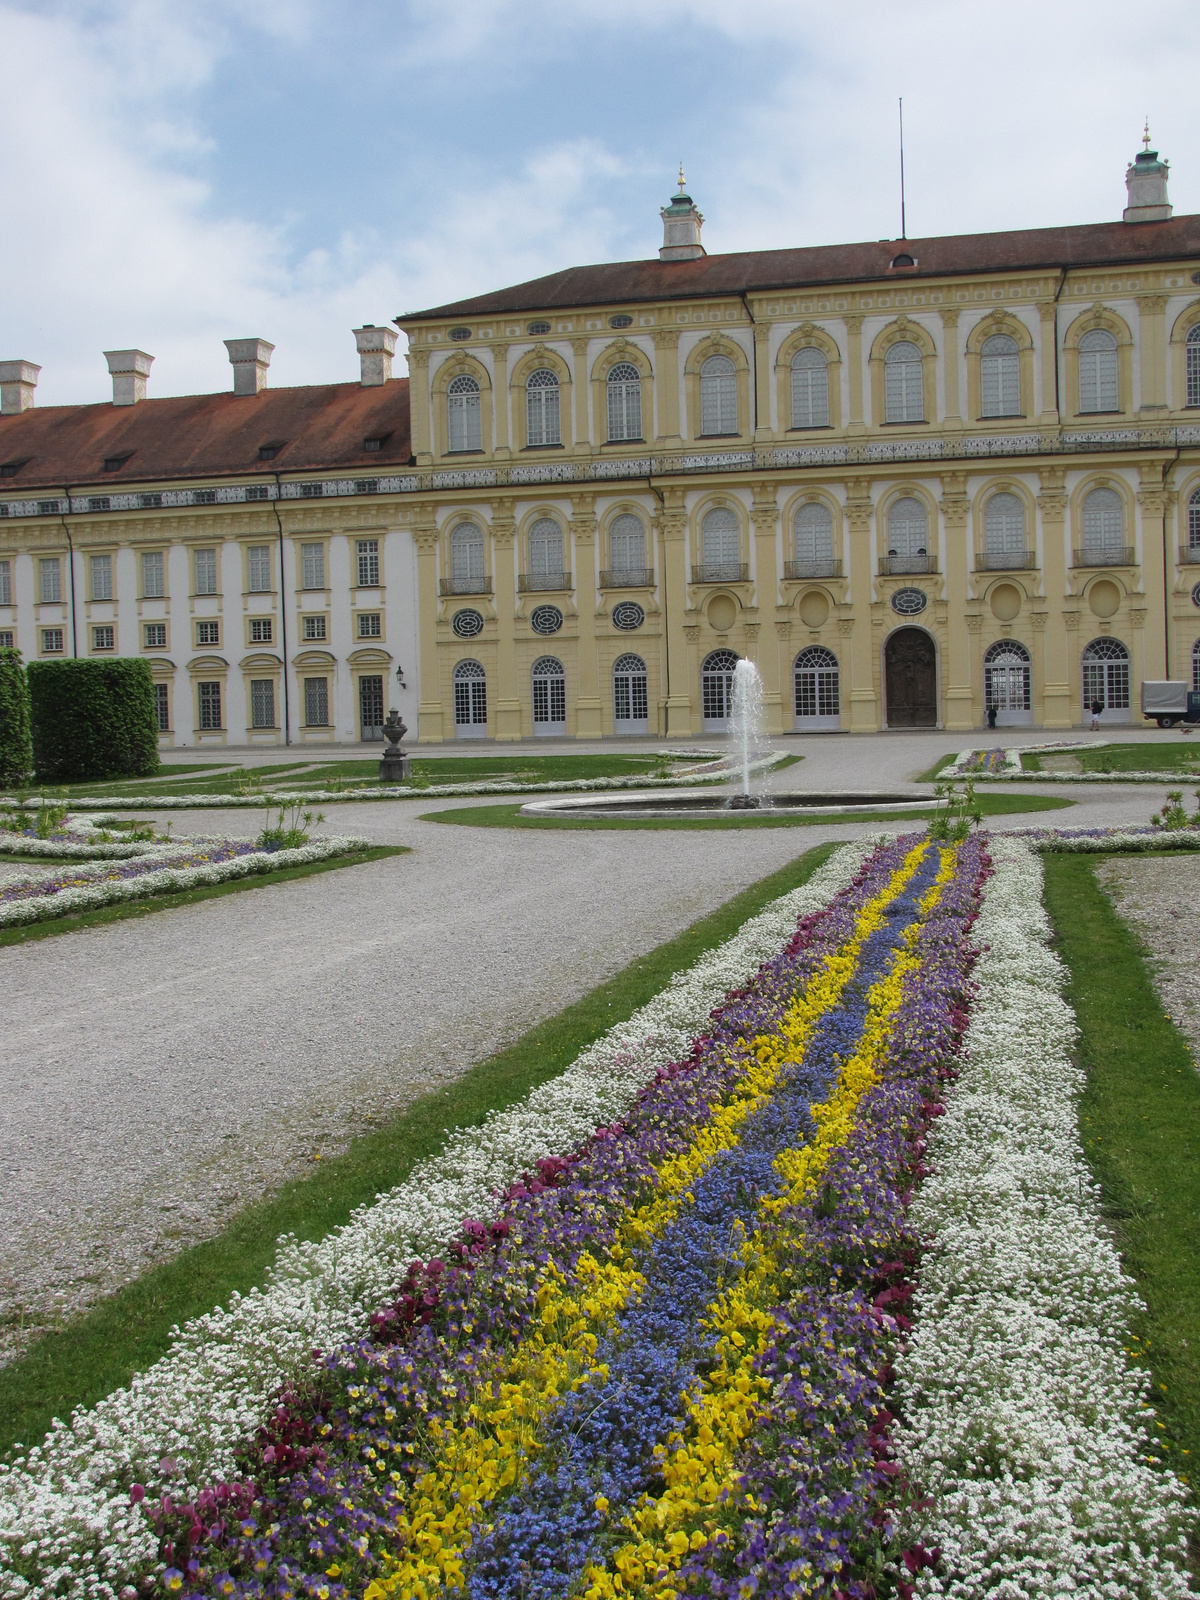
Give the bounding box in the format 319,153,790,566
0,839,873,1600
947,746,1022,774
895,835,1194,1597
0,836,371,928
1027,826,1200,853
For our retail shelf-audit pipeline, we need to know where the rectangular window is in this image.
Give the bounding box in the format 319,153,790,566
197,620,220,646
92,624,115,651
304,676,329,726
194,548,218,595
301,542,325,589
198,680,222,729
245,485,269,502
154,682,170,731
302,614,327,641
357,612,381,638
249,617,273,644
247,544,272,593
0,630,14,649
90,554,113,600
39,557,61,603
250,678,276,729
41,627,64,653
144,622,167,649
356,539,379,586
0,559,10,605
142,550,165,597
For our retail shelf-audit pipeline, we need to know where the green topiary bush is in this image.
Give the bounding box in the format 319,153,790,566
28,658,160,784
0,648,34,788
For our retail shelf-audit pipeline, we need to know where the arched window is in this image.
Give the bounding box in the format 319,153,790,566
700,506,743,581
1078,328,1119,413
980,333,1020,418
448,522,486,593
792,502,834,576
983,492,1026,568
531,655,566,733
447,374,482,452
609,513,647,580
526,368,561,447
527,517,565,587
886,497,929,571
607,362,642,442
885,340,924,423
1187,326,1200,409
984,640,1032,717
1189,488,1200,554
1193,637,1200,693
613,652,648,732
699,354,738,436
1082,637,1130,716
701,649,739,728
794,645,840,727
791,347,829,429
453,659,487,737
1081,487,1125,560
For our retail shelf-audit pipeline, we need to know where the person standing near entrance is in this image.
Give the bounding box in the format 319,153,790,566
1090,696,1103,730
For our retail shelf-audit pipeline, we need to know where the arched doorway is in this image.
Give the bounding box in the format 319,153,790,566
793,646,840,731
1081,637,1130,723
701,649,739,730
453,659,488,738
531,655,566,735
983,641,1032,727
612,653,648,734
885,628,937,727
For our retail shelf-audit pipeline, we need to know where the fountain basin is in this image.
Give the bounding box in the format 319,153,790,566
520,788,943,821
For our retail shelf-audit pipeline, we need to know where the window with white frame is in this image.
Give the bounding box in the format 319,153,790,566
301,543,325,589
0,630,13,649
356,539,380,587
1081,487,1124,558
450,522,486,591
983,492,1026,565
609,513,646,575
887,497,928,559
699,354,738,436
90,553,113,601
250,679,276,729
884,341,924,423
197,620,220,646
303,614,327,641
1189,488,1200,552
793,502,834,567
358,612,381,638
526,368,561,447
197,680,222,728
531,655,566,731
249,618,273,643
247,544,272,593
790,347,830,429
1082,636,1130,712
144,622,167,649
142,550,165,598
528,517,564,583
700,506,741,578
153,682,170,731
794,646,840,721
39,557,61,604
304,676,329,726
1078,328,1119,413
447,374,483,452
0,559,10,605
194,548,218,595
453,658,487,731
984,640,1032,713
980,333,1021,417
612,653,648,730
701,649,739,726
41,627,64,653
92,625,114,651
607,362,642,442
1187,327,1200,409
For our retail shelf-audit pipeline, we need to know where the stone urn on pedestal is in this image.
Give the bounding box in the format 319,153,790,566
379,708,411,783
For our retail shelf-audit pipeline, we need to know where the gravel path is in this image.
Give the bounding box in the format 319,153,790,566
1096,854,1200,1069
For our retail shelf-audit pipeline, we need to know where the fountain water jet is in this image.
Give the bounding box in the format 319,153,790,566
728,658,767,809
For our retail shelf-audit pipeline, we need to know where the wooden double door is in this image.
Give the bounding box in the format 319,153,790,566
885,628,937,727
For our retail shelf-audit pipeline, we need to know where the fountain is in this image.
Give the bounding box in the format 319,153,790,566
727,658,766,809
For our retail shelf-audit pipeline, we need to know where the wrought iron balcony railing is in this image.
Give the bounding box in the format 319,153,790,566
691,562,749,584
439,576,492,595
1179,545,1200,566
599,567,655,588
518,570,572,592
1072,546,1136,568
977,549,1037,571
784,558,844,580
877,553,936,576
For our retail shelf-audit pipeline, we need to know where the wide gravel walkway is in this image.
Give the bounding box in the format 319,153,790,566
1096,854,1200,1070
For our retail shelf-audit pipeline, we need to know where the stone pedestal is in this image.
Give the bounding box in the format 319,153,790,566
379,752,412,783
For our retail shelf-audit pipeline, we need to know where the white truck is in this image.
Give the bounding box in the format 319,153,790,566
1141,680,1200,727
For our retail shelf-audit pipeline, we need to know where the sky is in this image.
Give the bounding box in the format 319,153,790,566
3,0,1199,406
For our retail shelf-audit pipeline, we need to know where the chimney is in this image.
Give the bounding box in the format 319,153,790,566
104,349,154,405
660,166,705,261
0,360,40,414
224,337,274,396
1124,123,1172,222
353,324,398,386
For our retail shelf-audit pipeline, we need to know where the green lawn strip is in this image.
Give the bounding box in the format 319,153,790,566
1044,853,1200,1493
0,846,408,950
419,792,1074,831
915,751,964,782
1020,752,1044,771
0,842,838,1457
57,761,312,796
1073,742,1200,775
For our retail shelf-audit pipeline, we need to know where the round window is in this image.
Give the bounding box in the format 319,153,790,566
530,604,564,635
527,320,551,335
609,314,633,328
448,326,472,341
612,601,645,632
452,609,484,639
890,587,928,616
1192,581,1200,609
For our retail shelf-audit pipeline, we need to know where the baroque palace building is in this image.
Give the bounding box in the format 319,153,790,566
3,137,1200,747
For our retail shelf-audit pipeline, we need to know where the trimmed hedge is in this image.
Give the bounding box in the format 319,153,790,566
28,659,160,784
0,648,34,787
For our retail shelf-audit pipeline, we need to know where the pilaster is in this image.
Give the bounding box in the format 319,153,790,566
491,507,522,740
412,513,443,740
408,347,433,466
843,478,877,727
658,490,693,735
752,321,772,440
940,472,974,729
490,344,511,459
1037,303,1059,426
844,315,866,435
1037,469,1072,726
570,494,603,736
940,308,963,432
1136,294,1169,415
652,328,682,446
1137,463,1170,679
571,338,591,447
1030,610,1048,728
750,481,783,731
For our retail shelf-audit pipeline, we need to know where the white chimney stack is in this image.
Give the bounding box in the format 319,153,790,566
353,325,398,386
0,360,40,414
1124,124,1172,223
224,337,274,396
104,349,154,405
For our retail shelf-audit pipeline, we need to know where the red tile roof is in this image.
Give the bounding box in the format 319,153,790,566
401,215,1200,321
0,379,411,493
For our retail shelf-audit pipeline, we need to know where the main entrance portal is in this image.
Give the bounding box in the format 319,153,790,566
885,628,937,727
